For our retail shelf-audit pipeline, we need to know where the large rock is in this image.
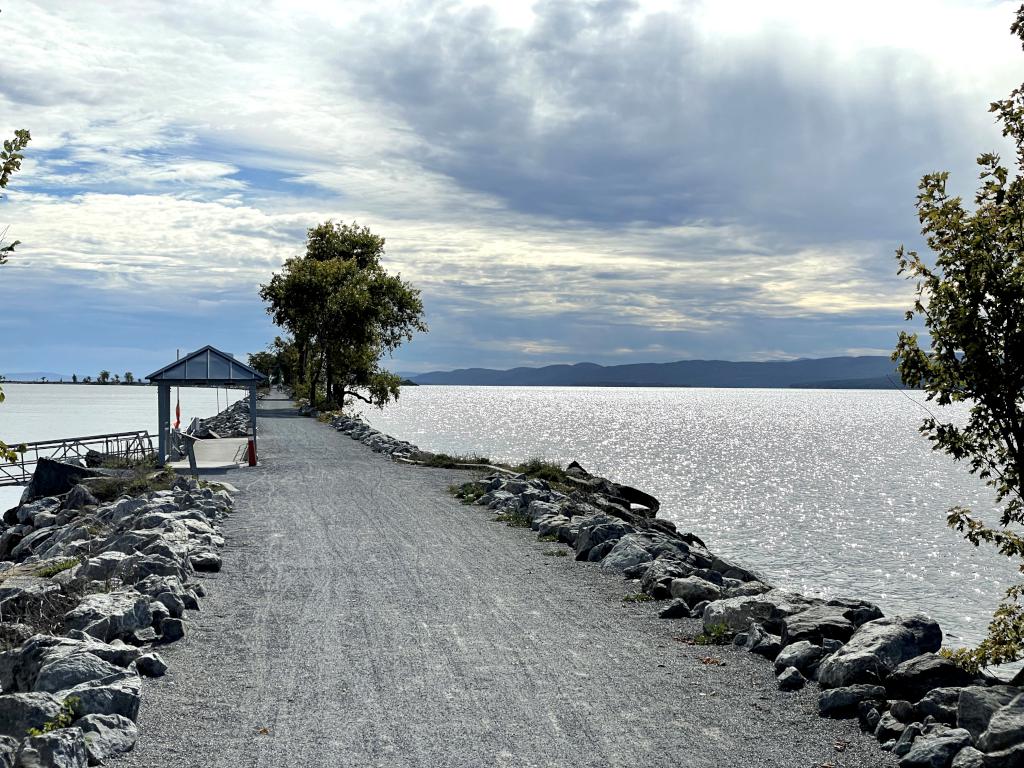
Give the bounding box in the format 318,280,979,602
780,605,855,646
574,520,634,561
640,556,692,599
0,635,140,693
817,684,887,717
949,747,984,768
21,459,104,504
63,591,152,642
897,726,971,768
74,713,138,764
669,576,722,606
773,640,825,677
702,590,818,634
977,693,1024,753
14,728,88,768
0,735,16,768
885,654,976,702
600,536,653,572
64,675,142,721
957,685,1019,741
33,651,129,694
817,614,942,689
825,597,885,627
916,687,963,726
0,692,63,738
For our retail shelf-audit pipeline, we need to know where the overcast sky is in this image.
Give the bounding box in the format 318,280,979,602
1,0,1021,376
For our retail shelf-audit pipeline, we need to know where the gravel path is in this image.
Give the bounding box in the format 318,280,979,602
116,391,893,767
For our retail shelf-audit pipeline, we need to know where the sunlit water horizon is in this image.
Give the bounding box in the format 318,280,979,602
364,385,1021,649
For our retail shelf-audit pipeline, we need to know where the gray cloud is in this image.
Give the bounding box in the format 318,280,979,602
344,0,989,244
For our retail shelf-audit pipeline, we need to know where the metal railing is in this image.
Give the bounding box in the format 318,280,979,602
0,430,154,487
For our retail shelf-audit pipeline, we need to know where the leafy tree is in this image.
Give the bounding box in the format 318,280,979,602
124,371,134,384
113,373,120,384
248,336,298,386
0,129,31,263
260,221,426,409
98,370,110,384
0,129,30,462
83,376,92,383
71,374,78,383
894,5,1024,669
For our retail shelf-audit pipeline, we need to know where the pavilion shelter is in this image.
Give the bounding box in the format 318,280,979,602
146,345,267,466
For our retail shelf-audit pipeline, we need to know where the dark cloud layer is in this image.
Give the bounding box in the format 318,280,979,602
346,0,985,243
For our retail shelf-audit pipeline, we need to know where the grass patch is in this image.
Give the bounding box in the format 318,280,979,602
419,452,493,469
537,533,559,542
512,457,571,485
33,558,79,578
88,467,178,503
622,593,655,603
694,622,733,646
449,482,486,504
542,548,568,557
493,511,531,528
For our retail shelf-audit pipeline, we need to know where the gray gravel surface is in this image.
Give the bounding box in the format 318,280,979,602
115,392,894,767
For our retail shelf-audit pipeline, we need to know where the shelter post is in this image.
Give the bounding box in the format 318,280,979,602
157,383,171,466
249,383,258,462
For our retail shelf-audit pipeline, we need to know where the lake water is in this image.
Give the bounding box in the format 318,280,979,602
2,383,1019,650
0,383,235,510
362,386,1022,649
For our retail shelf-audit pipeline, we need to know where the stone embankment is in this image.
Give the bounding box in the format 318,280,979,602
318,411,1024,768
189,397,253,439
0,464,233,766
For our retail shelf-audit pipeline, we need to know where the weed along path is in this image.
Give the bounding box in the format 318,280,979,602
117,391,891,768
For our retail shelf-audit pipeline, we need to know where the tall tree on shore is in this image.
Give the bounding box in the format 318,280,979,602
98,370,110,384
260,221,426,409
124,372,134,384
894,5,1024,669
0,129,31,462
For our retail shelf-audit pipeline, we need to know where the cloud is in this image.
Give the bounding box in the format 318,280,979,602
0,1,1021,373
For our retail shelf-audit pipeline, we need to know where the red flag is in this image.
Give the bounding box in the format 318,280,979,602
173,393,181,430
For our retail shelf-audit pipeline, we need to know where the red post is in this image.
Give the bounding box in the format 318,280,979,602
247,438,257,466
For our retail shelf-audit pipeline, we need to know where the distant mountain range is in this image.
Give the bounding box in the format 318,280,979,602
410,356,908,389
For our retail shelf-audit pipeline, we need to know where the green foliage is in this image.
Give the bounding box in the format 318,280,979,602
893,6,1024,667
123,371,134,384
450,481,486,504
1,129,31,262
33,558,80,578
537,533,559,542
259,221,427,409
493,510,532,527
622,593,654,603
542,548,568,557
25,697,77,737
938,646,983,674
511,458,571,485
97,370,110,384
248,336,298,387
694,623,733,645
420,452,492,469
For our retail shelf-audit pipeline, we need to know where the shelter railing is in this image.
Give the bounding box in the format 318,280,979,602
0,430,154,487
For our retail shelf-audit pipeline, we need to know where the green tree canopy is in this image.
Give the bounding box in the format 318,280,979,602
259,221,426,408
894,5,1024,669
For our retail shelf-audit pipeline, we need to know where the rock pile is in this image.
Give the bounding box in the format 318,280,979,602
328,415,420,459
190,398,253,439
0,469,233,766
306,408,1024,768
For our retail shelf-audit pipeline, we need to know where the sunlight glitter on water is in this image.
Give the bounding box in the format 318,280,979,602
365,385,1020,647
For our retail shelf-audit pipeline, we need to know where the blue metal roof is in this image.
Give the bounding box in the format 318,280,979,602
146,345,266,384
